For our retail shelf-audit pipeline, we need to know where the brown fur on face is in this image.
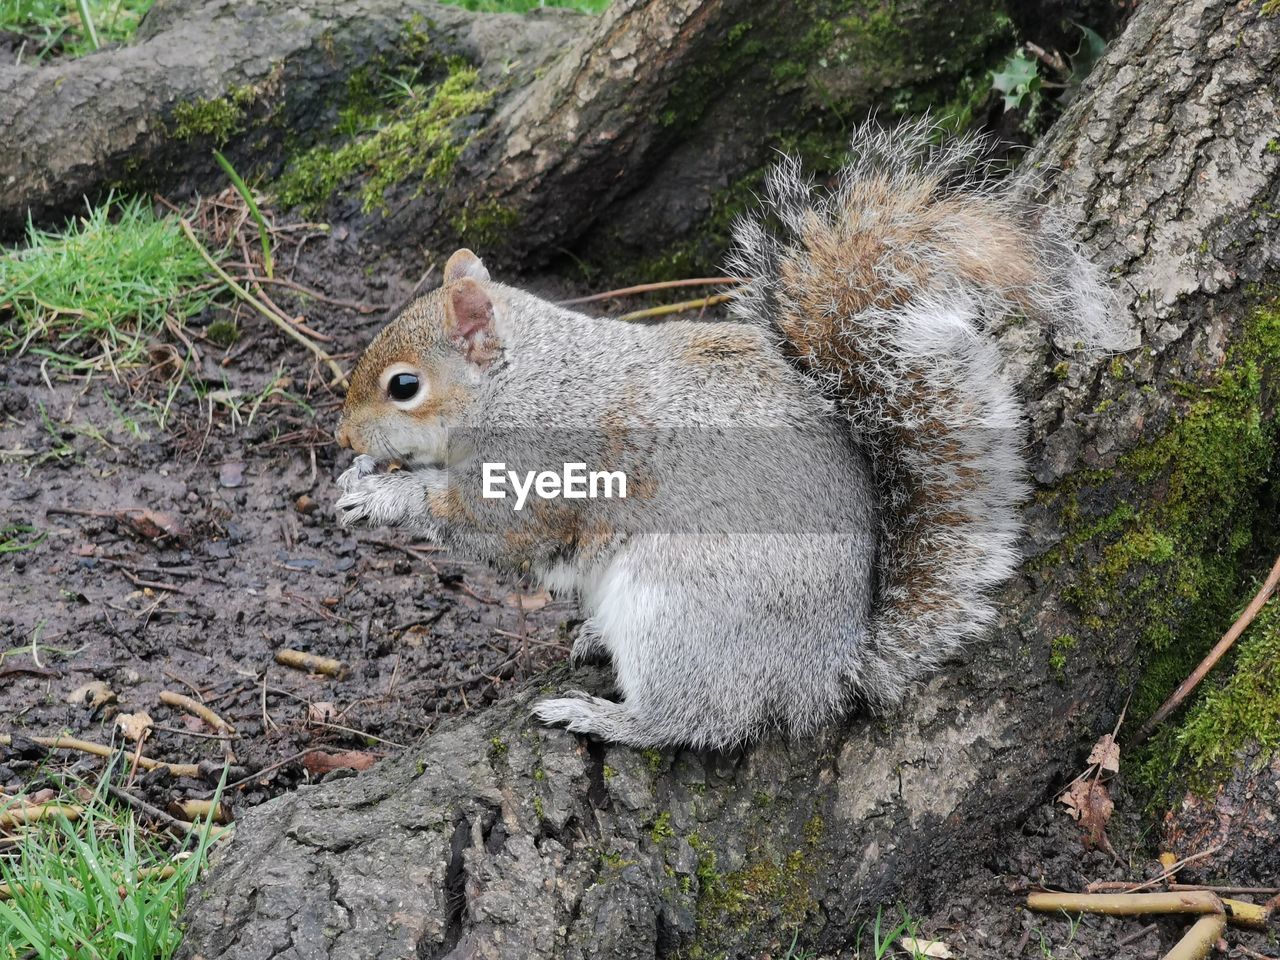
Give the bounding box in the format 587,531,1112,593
335,250,501,461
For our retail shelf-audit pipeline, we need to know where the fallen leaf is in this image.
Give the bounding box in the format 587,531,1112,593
1060,778,1115,852
116,711,153,742
68,681,116,709
302,749,377,775
118,509,187,541
1087,733,1121,773
900,937,953,958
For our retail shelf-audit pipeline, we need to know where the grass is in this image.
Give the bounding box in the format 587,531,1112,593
0,523,46,553
438,0,609,11
0,195,219,373
0,771,221,960
0,0,155,60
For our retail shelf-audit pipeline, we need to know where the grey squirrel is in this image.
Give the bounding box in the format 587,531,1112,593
333,119,1130,749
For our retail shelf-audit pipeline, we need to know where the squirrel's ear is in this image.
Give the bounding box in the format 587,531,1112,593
445,278,497,364
443,248,491,284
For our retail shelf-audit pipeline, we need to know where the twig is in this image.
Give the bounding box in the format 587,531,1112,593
1162,914,1226,960
559,277,747,306
1027,891,1268,930
249,279,335,342
275,649,348,678
1028,890,1225,918
159,690,237,735
0,733,200,779
379,265,437,324
306,719,406,750
251,275,384,314
1139,553,1280,741
1085,845,1223,894
178,219,348,387
1115,922,1158,947
0,803,83,828
173,799,227,823
104,783,189,833
112,565,192,596
617,294,734,322
1169,883,1280,895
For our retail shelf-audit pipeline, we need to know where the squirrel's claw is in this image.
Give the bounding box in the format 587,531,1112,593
337,454,378,493
335,486,373,527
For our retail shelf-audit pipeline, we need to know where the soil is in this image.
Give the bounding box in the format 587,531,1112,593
0,219,575,814
1,209,1275,960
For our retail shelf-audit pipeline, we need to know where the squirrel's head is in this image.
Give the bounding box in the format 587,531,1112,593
335,248,501,468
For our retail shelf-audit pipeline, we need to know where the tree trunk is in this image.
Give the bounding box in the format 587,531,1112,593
1,0,1016,275
173,1,1280,958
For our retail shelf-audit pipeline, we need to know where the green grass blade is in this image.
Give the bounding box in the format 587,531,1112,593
74,0,100,49
213,149,274,278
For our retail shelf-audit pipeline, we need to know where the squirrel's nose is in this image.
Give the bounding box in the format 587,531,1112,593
335,424,352,449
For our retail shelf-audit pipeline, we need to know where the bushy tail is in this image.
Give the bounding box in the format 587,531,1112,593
726,118,1131,707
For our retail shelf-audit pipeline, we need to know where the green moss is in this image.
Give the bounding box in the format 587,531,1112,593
172,86,258,144
274,61,495,215
684,812,824,953
488,736,508,759
651,811,674,843
803,815,824,847
205,320,239,347
1052,361,1071,381
600,850,635,869
1038,302,1279,792
642,748,664,771
1173,602,1280,785
532,795,544,819
1049,634,1078,678
450,198,520,251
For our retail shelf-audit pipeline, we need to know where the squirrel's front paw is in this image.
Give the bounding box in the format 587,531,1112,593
337,454,378,493
335,476,378,527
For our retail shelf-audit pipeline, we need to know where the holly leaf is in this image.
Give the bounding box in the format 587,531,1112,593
991,50,1041,111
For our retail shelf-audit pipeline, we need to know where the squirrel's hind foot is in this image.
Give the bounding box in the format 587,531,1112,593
531,691,655,745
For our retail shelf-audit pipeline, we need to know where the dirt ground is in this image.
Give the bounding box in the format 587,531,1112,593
1,212,1275,960
0,221,576,813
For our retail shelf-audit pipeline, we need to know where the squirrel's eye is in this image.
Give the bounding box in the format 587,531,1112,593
387,372,420,402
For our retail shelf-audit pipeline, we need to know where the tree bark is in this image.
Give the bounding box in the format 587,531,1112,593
0,0,581,240
173,1,1280,958
0,0,1015,274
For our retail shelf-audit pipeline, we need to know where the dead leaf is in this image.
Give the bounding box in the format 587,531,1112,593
302,749,377,775
505,589,551,612
1087,733,1121,773
116,711,153,742
1060,778,1115,852
118,509,188,541
900,937,953,958
68,681,116,709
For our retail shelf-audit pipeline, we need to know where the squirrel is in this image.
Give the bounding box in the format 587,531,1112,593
333,119,1131,750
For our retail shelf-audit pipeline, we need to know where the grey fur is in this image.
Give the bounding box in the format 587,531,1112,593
336,119,1129,749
